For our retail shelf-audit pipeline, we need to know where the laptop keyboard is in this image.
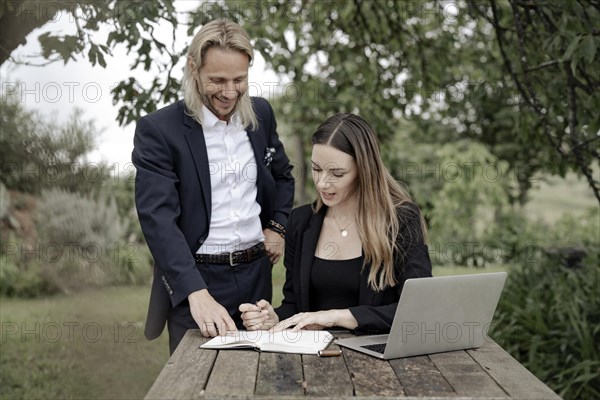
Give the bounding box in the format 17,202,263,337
361,343,387,354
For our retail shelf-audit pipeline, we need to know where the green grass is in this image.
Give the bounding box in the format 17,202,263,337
272,261,285,308
432,264,511,276
524,171,598,224
1,286,169,400
0,261,285,400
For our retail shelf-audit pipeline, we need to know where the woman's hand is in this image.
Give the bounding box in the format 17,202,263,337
271,309,358,332
239,299,279,330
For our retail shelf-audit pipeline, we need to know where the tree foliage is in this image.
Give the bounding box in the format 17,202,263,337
0,0,181,124
1,0,598,202
0,96,109,194
199,0,600,203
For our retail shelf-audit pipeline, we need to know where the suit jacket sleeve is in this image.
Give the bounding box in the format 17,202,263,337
274,207,301,320
132,115,207,308
349,203,432,333
258,98,294,228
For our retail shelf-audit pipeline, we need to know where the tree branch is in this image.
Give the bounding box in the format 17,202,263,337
8,53,62,66
524,59,560,72
565,61,600,202
489,1,535,110
489,0,567,162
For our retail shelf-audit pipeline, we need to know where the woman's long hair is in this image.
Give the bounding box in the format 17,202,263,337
312,113,428,291
182,19,258,130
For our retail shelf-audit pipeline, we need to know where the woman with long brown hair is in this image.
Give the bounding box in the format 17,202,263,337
240,113,431,333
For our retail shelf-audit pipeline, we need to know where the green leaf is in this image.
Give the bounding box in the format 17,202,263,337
570,57,579,77
97,51,107,68
37,32,54,58
580,35,596,65
87,45,98,66
107,31,118,46
563,35,581,61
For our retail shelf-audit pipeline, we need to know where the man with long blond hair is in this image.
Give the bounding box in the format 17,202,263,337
133,19,294,353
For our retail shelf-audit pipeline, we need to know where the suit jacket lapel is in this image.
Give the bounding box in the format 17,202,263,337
246,120,269,202
182,106,211,222
299,207,326,311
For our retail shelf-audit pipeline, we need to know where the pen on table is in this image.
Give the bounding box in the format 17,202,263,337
318,349,342,357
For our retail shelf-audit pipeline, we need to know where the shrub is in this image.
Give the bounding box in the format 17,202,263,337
0,234,61,297
114,241,153,286
36,189,124,247
481,207,548,266
491,256,600,400
0,181,9,219
35,189,151,291
0,259,60,298
546,207,599,268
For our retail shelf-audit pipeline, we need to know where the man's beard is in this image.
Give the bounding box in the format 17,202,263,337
200,91,241,121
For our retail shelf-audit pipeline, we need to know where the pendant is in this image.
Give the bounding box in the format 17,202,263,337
341,230,348,237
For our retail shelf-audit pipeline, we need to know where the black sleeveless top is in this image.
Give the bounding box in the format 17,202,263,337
310,256,363,310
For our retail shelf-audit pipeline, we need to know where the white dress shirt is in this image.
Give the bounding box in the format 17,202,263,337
197,106,264,254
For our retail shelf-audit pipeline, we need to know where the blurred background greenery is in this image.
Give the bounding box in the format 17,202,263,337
1,1,599,399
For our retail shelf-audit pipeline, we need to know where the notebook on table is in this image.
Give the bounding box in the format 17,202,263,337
336,272,507,360
200,330,333,355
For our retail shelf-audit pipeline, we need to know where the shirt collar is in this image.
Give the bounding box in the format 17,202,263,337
201,105,220,129
201,105,242,129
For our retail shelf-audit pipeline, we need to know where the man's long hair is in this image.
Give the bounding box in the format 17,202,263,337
182,19,258,130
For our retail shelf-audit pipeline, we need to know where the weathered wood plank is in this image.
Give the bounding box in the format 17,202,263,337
147,331,562,399
203,349,259,397
467,339,562,400
255,352,305,396
145,330,214,400
389,355,454,397
429,351,508,398
343,348,405,396
302,341,353,397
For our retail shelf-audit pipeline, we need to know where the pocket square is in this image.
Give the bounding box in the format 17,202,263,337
264,147,276,167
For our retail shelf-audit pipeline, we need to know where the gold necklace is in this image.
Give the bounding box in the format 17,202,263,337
331,207,354,238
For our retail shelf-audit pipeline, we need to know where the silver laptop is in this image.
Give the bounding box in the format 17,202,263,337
336,272,507,359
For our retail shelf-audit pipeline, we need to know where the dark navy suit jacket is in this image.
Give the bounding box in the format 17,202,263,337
132,97,294,339
276,203,432,334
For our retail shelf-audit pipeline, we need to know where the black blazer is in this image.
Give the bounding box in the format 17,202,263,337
133,98,294,339
276,203,432,334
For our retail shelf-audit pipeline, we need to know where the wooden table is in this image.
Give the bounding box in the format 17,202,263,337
145,329,561,399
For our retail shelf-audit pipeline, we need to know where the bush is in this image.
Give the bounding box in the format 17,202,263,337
115,242,153,286
491,257,600,400
547,207,599,268
0,181,9,219
32,188,151,291
0,234,61,297
481,207,548,266
0,257,60,298
36,189,124,247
